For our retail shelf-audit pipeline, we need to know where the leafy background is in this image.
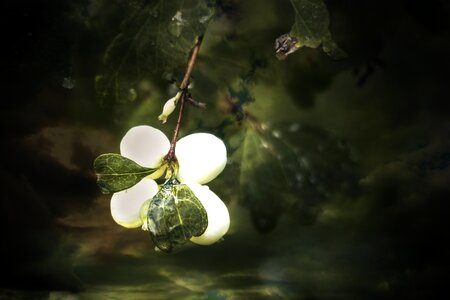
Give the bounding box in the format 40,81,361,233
2,0,450,299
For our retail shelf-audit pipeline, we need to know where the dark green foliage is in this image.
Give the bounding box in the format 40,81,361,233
96,0,215,105
276,0,346,59
236,122,357,232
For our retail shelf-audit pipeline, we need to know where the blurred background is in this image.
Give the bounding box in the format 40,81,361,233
2,0,450,299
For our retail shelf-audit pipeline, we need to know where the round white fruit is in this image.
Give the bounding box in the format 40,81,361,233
110,178,158,228
185,182,230,245
120,125,170,168
176,133,227,184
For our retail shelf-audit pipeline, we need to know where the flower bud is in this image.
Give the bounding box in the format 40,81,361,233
158,92,181,123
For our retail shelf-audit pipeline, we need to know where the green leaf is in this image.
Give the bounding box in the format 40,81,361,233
147,180,208,253
237,125,294,233
235,122,357,233
275,0,346,59
93,153,158,194
96,0,215,106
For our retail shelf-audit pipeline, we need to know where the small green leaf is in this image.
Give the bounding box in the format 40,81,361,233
147,180,208,253
94,153,158,194
275,0,346,59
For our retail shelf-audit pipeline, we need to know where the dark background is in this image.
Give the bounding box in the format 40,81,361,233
2,0,450,299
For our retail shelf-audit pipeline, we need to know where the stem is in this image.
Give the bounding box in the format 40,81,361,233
165,36,203,161
180,36,203,90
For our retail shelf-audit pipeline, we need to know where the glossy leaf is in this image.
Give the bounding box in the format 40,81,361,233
94,153,158,194
147,180,208,253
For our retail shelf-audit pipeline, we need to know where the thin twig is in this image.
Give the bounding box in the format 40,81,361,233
165,36,203,161
186,97,207,109
179,36,203,90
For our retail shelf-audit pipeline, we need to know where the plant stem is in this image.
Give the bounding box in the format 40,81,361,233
180,36,203,90
165,36,203,161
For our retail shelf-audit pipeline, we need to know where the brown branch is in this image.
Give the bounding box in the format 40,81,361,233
186,97,206,109
165,36,204,162
180,36,203,90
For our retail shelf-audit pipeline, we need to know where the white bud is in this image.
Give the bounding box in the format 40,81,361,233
158,92,181,123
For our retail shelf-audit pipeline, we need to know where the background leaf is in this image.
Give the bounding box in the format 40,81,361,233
275,0,346,59
147,182,208,253
94,153,157,194
235,122,358,232
96,0,215,107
